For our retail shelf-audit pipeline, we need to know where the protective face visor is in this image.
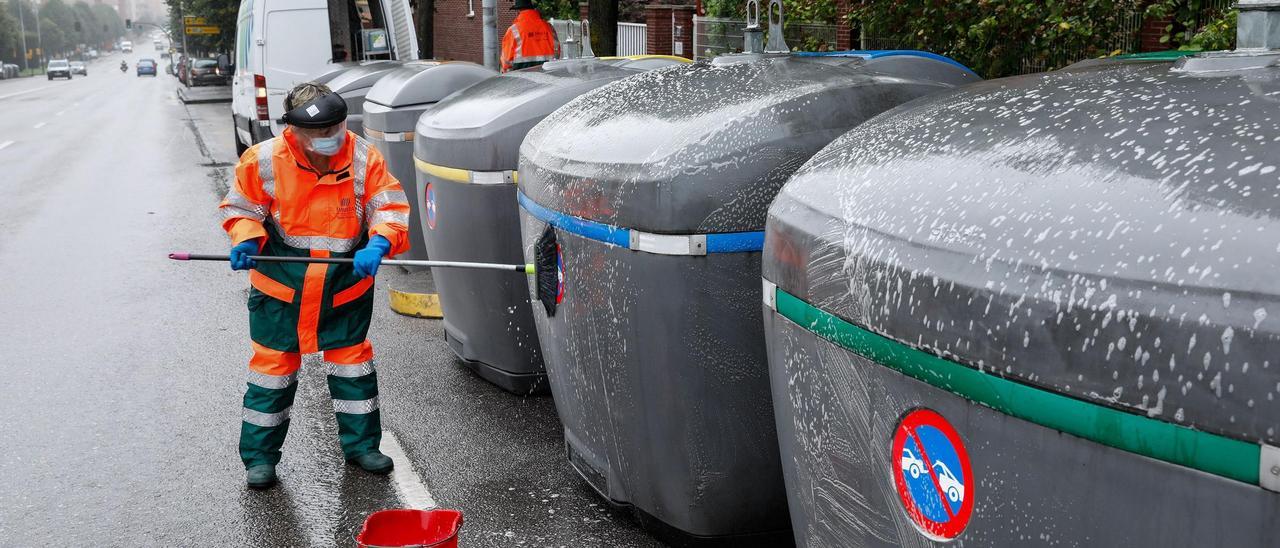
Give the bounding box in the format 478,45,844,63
279,92,348,129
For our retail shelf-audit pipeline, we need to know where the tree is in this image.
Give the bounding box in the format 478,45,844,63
39,0,75,55
850,0,1147,78
164,0,236,55
588,0,616,56
0,5,16,64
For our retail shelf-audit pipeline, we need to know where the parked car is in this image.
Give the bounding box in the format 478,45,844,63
47,59,73,80
136,58,158,77
70,61,87,76
186,59,228,86
88,49,99,59
175,55,189,83
230,0,420,152
4,64,18,79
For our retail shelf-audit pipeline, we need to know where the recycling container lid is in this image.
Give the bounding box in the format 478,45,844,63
765,54,1280,447
415,58,682,172
307,60,397,85
365,61,496,110
520,51,978,234
327,60,406,95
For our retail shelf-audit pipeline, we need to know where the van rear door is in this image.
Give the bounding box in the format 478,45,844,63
263,5,330,133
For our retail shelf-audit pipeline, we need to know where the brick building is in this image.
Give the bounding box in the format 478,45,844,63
430,0,525,63
428,0,698,63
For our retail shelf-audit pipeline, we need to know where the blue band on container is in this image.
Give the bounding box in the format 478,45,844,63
518,191,631,248
707,231,766,253
793,50,977,77
518,191,765,255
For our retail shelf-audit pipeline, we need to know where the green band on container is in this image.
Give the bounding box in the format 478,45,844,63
773,287,1262,486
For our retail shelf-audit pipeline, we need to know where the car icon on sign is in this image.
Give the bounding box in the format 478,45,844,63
933,461,965,503
901,448,925,479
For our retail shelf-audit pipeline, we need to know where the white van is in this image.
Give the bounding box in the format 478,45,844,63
229,0,419,155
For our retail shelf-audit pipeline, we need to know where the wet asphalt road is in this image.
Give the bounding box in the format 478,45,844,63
0,51,663,547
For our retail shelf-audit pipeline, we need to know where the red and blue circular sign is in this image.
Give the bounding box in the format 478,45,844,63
891,408,974,541
424,183,437,230
554,244,565,305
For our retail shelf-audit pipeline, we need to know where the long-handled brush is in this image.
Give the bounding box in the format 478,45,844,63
171,227,564,316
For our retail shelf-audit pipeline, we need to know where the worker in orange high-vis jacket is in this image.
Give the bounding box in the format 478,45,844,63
219,82,411,489
500,0,560,72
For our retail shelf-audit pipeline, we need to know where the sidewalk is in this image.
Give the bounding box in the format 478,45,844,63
177,84,232,104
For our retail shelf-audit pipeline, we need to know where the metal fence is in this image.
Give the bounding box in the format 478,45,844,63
1018,10,1144,74
618,22,648,56
693,16,839,61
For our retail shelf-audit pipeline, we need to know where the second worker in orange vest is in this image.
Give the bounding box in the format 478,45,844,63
501,0,560,72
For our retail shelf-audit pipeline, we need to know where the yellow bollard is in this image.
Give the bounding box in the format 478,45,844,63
388,288,443,319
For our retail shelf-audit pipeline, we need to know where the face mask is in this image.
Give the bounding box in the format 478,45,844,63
308,133,346,156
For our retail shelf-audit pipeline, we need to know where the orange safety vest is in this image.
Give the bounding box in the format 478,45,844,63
501,10,560,72
219,128,411,353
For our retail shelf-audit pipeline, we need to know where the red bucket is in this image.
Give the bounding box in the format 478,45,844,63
356,509,464,548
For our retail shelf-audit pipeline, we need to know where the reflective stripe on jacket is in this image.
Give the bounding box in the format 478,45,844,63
219,128,411,353
501,9,560,72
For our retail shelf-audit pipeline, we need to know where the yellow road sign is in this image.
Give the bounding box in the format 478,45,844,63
185,25,220,35
183,16,206,26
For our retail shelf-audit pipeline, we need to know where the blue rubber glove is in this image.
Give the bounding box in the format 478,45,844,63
230,240,259,271
353,235,392,278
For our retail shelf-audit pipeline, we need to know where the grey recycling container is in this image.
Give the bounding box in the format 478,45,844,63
413,56,687,395
363,61,496,261
763,51,1280,547
327,61,412,138
306,60,400,85
517,50,979,540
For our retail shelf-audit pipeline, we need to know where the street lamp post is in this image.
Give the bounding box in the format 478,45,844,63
16,0,28,72
34,0,43,70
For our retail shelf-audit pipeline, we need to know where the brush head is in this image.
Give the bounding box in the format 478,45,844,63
534,225,561,317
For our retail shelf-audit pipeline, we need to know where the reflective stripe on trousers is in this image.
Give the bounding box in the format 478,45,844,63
239,340,382,467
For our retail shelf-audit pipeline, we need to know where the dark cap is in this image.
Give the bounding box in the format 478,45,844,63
512,0,535,10
279,92,348,128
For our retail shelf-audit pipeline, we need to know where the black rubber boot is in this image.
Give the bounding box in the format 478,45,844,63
246,464,278,489
346,451,394,475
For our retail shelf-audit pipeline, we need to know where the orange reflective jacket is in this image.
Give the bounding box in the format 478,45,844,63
501,10,560,72
219,129,411,353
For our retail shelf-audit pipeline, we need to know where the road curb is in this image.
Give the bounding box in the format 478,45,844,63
176,87,232,104
388,288,443,318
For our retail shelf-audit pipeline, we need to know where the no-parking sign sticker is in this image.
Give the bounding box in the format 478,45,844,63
892,408,974,541
425,183,437,230
555,244,565,304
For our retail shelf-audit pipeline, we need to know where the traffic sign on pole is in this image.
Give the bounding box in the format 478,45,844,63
183,16,207,26
185,25,221,36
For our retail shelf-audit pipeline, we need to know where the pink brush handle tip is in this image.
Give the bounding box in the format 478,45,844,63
169,253,190,260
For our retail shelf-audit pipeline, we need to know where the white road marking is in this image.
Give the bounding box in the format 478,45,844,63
0,86,52,101
0,141,13,151
380,429,436,509
33,122,46,129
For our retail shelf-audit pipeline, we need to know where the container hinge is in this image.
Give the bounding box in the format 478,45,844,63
762,278,777,310
742,0,764,54
1261,443,1280,492
764,0,790,53
1238,0,1280,51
